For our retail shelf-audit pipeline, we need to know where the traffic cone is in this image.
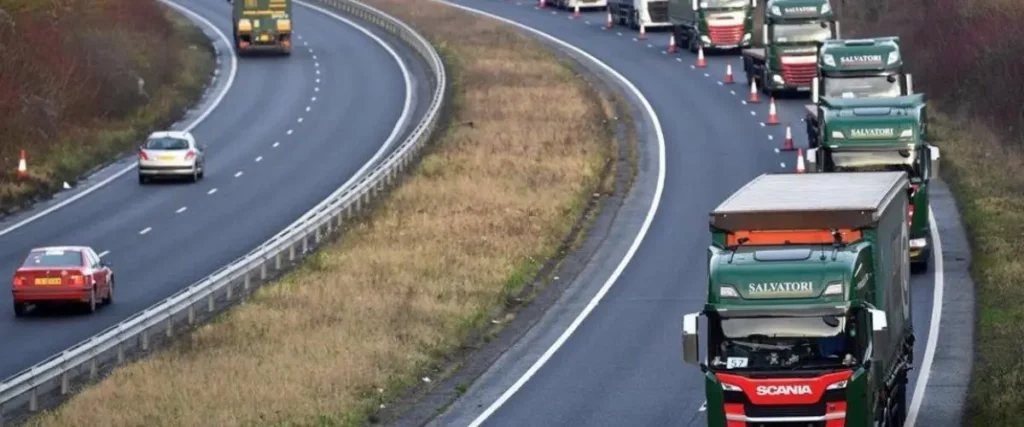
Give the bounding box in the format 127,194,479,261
796,148,806,173
668,34,677,53
724,64,735,84
639,24,647,40
749,80,760,103
766,97,779,125
781,124,796,151
538,0,545,8
605,10,613,28
573,4,580,18
16,149,27,178
696,46,706,67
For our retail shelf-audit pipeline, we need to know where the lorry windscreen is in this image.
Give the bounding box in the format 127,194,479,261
823,76,901,98
708,315,857,370
830,149,921,177
704,0,748,8
771,22,831,44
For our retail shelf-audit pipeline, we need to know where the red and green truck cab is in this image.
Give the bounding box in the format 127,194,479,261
682,172,915,427
742,0,838,96
804,94,939,274
668,0,757,53
232,0,293,55
805,37,913,149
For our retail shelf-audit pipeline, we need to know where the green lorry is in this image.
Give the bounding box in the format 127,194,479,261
804,94,940,274
741,0,838,96
805,37,913,149
231,0,293,56
667,0,757,53
682,171,914,427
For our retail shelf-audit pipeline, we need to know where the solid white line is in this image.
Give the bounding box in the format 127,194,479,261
434,3,665,427
98,250,110,258
176,206,187,213
906,208,945,426
139,227,152,235
0,0,237,238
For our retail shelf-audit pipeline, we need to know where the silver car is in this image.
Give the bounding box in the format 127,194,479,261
137,131,206,184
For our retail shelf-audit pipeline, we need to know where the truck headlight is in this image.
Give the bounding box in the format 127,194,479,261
741,33,751,42
720,285,739,298
820,2,832,14
772,74,784,84
237,19,252,33
910,238,927,249
888,51,901,64
721,382,742,391
701,35,711,44
277,19,291,32
899,129,913,138
823,282,844,296
770,5,781,15
831,130,845,139
822,54,836,67
826,380,848,390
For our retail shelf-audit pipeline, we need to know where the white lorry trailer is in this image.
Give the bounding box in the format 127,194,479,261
608,0,673,30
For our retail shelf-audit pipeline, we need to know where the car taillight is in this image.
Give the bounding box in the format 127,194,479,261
68,275,85,286
185,150,195,160
12,276,24,287
908,204,915,225
139,151,149,161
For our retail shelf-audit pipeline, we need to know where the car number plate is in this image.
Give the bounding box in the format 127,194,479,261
158,155,175,160
35,277,61,285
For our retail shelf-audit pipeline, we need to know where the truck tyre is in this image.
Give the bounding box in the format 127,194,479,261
687,33,698,53
911,258,928,275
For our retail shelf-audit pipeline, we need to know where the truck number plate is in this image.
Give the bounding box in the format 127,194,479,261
259,34,270,42
726,357,748,368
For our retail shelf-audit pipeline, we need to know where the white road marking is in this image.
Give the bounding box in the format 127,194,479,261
256,156,263,162
306,106,311,112
437,4,665,427
315,62,320,67
768,135,774,140
207,188,217,195
234,171,243,178
287,129,294,135
730,90,736,95
98,251,110,258
907,208,946,426
297,117,304,123
699,400,707,412
312,96,317,102
312,54,317,60
316,69,320,75
315,87,320,92
750,111,756,116
139,227,152,235
273,142,280,148
0,0,238,238
316,78,320,83
176,206,187,214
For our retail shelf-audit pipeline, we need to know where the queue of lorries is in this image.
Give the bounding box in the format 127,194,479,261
10,0,293,317
558,0,932,425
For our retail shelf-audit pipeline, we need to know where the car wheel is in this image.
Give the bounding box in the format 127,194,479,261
191,167,199,183
13,302,26,317
85,288,97,314
103,278,114,305
139,174,148,185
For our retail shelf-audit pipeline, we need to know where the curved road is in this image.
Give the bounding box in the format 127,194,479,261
0,0,428,380
424,2,972,427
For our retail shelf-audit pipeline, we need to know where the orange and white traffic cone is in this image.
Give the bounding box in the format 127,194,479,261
573,3,580,18
766,97,779,125
749,80,760,103
781,124,796,151
796,148,806,174
16,149,27,178
605,10,613,28
639,24,647,40
696,45,706,67
724,63,735,84
668,34,677,53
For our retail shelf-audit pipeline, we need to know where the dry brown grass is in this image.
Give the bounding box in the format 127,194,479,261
25,2,614,426
0,2,214,212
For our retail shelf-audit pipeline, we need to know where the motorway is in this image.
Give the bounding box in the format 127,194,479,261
424,2,972,427
0,0,431,380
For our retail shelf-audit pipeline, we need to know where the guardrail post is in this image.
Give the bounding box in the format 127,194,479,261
276,253,282,270
90,355,98,379
29,387,37,412
303,234,310,253
118,341,124,364
290,244,296,262
244,271,251,291
315,226,322,244
61,371,69,394
261,261,268,280
142,329,150,351
208,292,215,312
166,316,173,338
227,281,233,300
188,304,195,325
1,402,5,427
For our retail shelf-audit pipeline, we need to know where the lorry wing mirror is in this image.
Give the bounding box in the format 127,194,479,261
906,74,913,94
812,77,820,104
805,147,817,163
750,0,757,7
868,308,889,356
762,25,769,45
927,144,941,179
682,313,701,366
835,21,841,38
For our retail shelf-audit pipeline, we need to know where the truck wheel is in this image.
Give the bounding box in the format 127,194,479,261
893,385,908,426
687,32,698,53
911,259,928,275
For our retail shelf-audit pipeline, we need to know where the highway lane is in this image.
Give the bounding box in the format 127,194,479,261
0,0,426,380
421,3,946,427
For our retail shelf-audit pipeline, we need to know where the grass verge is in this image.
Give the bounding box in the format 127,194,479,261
0,2,215,214
833,0,1024,423
24,2,621,426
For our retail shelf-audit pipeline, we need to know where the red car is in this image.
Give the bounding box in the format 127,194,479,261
11,246,114,316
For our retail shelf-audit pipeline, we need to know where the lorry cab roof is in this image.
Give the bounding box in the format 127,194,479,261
708,244,858,306
710,172,909,231
765,0,833,20
819,37,902,72
821,93,924,111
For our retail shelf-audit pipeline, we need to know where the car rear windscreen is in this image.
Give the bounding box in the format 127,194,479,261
144,137,189,150
22,250,83,268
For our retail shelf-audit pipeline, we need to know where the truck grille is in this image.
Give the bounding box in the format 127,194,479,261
781,63,817,87
647,2,670,23
746,422,825,427
745,402,825,417
708,24,744,44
